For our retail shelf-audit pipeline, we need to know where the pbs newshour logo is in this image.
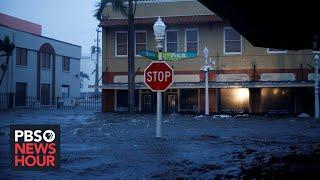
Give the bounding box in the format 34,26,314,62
10,125,60,170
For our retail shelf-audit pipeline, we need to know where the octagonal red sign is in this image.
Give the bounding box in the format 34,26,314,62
144,61,174,92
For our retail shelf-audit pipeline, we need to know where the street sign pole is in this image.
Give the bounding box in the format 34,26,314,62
156,53,163,137
144,60,173,137
156,91,162,137
154,17,165,138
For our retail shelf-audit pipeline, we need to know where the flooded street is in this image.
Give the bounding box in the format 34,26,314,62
1,111,320,179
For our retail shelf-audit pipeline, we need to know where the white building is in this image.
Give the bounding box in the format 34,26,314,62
0,13,81,107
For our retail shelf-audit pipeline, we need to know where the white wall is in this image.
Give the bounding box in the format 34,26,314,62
56,56,81,97
0,25,81,97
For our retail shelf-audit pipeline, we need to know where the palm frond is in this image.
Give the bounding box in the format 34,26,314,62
133,0,138,16
94,0,111,21
0,36,15,56
113,0,128,17
94,0,128,22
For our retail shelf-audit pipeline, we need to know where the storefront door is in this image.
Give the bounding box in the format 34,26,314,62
143,94,152,112
167,95,176,113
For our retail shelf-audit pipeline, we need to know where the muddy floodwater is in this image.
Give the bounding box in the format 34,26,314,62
0,111,320,179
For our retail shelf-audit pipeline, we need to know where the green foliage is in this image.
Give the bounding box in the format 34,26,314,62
0,36,16,86
0,36,15,56
94,0,138,21
94,0,129,21
0,63,8,72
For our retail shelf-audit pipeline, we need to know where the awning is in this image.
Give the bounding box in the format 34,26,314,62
198,0,320,50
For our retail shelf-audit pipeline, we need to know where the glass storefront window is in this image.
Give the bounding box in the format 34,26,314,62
180,89,198,111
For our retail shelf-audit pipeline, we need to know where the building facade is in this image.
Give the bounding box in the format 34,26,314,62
100,0,315,114
0,13,81,107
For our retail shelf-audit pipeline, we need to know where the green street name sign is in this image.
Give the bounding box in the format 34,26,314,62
163,52,197,61
140,50,197,61
140,50,158,60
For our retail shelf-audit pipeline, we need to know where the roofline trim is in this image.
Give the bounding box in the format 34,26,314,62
0,24,82,48
104,14,215,20
100,14,221,27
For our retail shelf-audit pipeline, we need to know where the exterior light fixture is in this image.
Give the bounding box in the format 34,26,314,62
153,17,166,50
203,46,209,60
153,17,166,41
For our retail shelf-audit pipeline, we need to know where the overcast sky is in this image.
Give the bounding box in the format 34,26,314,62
0,0,100,55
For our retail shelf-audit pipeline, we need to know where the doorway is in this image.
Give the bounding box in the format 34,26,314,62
41,84,50,105
15,82,27,106
167,94,176,113
143,94,152,112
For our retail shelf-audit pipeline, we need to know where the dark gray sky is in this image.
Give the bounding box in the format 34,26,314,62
0,0,100,55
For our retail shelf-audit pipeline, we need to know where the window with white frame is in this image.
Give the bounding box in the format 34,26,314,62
166,30,178,53
135,31,147,55
267,48,287,53
224,27,242,54
185,29,199,53
115,32,128,56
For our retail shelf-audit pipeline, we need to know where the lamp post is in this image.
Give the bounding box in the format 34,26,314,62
95,27,101,94
313,36,320,119
314,52,320,118
201,47,213,115
153,17,166,137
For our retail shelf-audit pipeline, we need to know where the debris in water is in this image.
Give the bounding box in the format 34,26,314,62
297,113,310,118
194,115,204,119
74,128,83,135
234,114,249,118
212,115,231,119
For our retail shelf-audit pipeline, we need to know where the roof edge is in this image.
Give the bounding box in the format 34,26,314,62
100,14,221,27
0,24,81,48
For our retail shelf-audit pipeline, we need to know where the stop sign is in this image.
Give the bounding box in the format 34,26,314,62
144,61,174,92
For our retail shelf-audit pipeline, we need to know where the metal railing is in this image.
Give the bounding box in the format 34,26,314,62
0,93,9,110
0,93,101,111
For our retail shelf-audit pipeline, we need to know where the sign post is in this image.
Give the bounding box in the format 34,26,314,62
152,17,166,138
144,60,173,137
144,61,174,91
